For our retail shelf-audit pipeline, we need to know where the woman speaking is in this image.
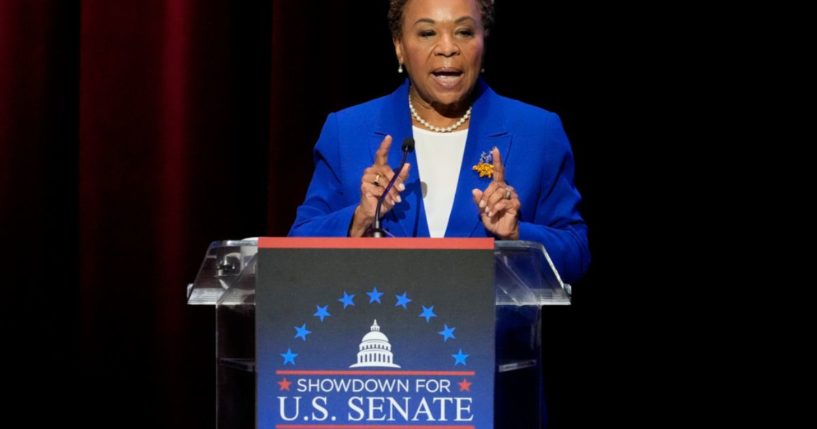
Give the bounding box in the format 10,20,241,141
289,0,589,283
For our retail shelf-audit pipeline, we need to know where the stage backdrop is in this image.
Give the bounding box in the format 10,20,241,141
0,1,645,428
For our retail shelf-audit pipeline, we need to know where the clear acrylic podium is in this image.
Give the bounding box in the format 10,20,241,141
187,238,571,428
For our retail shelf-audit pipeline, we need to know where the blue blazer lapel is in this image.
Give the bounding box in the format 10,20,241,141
369,80,425,237
446,82,511,237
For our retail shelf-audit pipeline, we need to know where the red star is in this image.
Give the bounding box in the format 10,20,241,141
278,377,292,391
458,378,472,392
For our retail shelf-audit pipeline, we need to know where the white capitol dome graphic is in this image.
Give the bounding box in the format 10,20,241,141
350,320,400,368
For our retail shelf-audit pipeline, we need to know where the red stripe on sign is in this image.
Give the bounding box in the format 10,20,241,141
259,237,493,250
275,370,475,376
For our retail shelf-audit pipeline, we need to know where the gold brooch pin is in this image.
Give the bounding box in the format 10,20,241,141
472,151,494,178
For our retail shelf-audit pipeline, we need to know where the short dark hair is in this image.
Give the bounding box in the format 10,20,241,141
387,0,495,40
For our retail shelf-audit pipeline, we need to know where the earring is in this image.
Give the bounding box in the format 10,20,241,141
481,67,485,73
398,63,403,74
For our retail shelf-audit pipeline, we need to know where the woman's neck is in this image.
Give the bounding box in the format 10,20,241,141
409,89,472,132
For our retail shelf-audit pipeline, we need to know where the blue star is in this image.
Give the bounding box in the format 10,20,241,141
281,348,298,365
419,305,437,322
367,287,384,304
294,323,311,341
338,291,355,309
395,292,412,309
438,324,456,342
313,305,330,322
452,349,469,366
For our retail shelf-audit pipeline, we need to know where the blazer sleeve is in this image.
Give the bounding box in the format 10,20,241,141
517,114,590,284
288,114,359,237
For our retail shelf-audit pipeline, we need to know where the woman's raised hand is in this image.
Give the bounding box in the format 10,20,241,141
472,147,520,240
349,135,411,237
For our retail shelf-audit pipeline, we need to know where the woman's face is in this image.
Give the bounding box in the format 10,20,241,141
394,0,485,111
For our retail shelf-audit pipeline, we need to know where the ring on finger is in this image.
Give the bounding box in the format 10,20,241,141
373,173,381,187
504,189,512,200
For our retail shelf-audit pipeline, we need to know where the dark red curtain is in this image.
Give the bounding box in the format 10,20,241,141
1,0,80,423
0,1,651,427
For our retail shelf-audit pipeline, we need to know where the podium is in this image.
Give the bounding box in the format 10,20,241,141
187,238,571,428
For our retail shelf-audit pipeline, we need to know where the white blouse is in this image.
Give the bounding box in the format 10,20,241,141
411,126,469,237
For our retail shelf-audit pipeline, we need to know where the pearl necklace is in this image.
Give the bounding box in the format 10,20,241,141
408,94,472,133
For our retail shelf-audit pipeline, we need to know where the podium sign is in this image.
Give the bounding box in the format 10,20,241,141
256,238,495,429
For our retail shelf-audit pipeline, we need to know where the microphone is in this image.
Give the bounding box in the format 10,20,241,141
372,137,414,238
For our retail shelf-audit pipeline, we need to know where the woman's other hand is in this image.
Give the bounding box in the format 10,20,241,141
349,135,411,237
472,147,520,240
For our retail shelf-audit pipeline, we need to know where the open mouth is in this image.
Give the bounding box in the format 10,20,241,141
432,67,463,78
431,67,464,88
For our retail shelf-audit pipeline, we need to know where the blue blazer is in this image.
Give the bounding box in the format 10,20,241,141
289,80,590,283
